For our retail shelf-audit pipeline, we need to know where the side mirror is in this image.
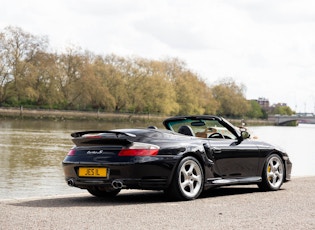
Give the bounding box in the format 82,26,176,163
241,131,251,139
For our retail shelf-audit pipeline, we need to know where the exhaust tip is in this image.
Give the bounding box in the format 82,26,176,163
67,179,75,187
111,180,123,189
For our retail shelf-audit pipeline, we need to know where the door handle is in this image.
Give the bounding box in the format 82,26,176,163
213,147,222,154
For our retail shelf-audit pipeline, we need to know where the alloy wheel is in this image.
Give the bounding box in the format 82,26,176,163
266,156,284,189
178,158,203,199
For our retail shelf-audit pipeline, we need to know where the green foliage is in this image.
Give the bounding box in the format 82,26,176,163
212,78,250,117
0,26,294,118
246,100,267,119
271,105,294,116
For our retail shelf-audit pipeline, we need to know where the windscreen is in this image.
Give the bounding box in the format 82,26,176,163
167,119,237,139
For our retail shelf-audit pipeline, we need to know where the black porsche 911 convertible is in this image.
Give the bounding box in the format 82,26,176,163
62,115,292,200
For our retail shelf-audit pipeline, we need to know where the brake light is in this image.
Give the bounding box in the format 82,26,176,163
118,149,159,156
67,149,76,156
118,143,159,156
84,135,102,139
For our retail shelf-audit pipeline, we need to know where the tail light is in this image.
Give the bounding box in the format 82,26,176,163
118,143,160,156
67,149,76,156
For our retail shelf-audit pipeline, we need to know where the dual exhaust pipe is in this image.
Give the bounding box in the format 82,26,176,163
111,180,123,189
67,178,123,189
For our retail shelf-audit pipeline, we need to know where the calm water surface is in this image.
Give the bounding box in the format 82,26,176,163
0,119,314,200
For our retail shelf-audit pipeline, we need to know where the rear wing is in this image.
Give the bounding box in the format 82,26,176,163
71,130,136,138
71,130,136,146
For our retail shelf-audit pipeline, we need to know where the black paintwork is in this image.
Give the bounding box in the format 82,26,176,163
62,115,292,192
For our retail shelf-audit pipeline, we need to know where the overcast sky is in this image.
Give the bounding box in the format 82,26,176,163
1,0,315,113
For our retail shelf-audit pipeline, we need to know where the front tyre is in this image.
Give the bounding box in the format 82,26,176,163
167,156,204,201
258,154,284,191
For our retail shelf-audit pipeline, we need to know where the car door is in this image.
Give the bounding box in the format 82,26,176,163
209,139,260,178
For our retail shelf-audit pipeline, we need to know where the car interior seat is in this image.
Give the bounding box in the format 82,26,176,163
178,125,195,136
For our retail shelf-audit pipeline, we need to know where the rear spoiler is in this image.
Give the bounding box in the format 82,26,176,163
71,130,136,138
71,130,136,146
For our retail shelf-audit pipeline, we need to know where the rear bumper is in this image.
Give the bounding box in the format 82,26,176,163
65,177,169,190
62,159,176,190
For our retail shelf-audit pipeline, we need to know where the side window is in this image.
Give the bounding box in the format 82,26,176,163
197,120,236,139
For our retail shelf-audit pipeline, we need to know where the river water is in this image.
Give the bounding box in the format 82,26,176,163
0,119,314,200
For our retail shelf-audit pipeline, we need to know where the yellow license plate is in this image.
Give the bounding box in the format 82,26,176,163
78,167,107,177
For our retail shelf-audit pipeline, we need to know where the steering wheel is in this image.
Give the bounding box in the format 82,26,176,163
208,132,225,139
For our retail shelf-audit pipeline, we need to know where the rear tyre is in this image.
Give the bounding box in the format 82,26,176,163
167,156,204,201
87,186,121,198
258,154,284,191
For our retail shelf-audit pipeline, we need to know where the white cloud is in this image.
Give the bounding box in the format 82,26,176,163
1,0,315,112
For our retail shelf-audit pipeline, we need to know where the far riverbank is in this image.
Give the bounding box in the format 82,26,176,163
0,107,274,126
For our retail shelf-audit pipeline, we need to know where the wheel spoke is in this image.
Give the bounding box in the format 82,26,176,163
267,171,274,179
275,171,281,178
181,169,189,180
272,175,277,184
275,171,283,182
273,162,280,171
187,164,194,174
181,179,190,188
188,181,194,192
192,174,201,183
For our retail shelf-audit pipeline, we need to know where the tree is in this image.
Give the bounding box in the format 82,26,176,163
212,78,250,117
101,54,138,112
54,46,92,109
26,51,62,107
0,26,48,105
271,104,294,115
135,58,179,115
84,54,116,110
246,100,266,119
